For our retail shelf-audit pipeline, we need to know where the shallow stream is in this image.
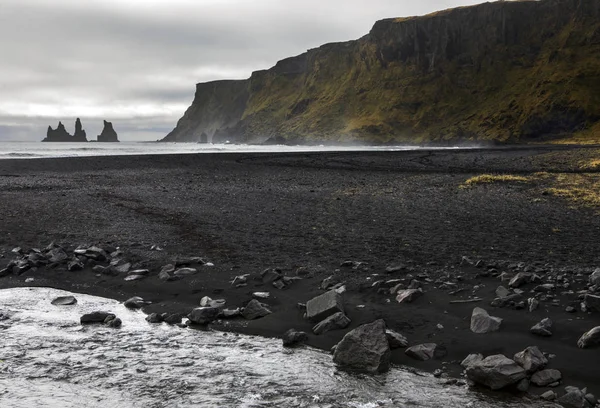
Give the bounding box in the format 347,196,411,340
0,288,555,407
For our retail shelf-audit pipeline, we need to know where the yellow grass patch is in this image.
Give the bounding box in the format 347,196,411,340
463,174,530,186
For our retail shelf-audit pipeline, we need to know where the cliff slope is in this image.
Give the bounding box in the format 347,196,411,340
163,0,600,144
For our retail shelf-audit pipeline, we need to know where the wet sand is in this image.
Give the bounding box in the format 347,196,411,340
1,146,599,396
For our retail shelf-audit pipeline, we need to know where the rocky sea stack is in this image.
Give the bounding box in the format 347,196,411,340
43,118,88,142
97,120,120,142
162,0,600,145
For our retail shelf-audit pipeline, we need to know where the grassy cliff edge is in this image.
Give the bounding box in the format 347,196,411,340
163,0,600,144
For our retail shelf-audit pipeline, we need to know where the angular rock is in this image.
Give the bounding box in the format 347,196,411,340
558,388,591,408
516,378,530,392
577,326,600,349
124,296,145,309
461,353,484,368
113,263,131,274
242,299,272,320
528,297,540,312
470,307,502,334
333,319,391,373
590,269,600,286
531,369,562,387
67,259,84,272
395,288,423,303
200,296,226,309
541,390,557,401
282,329,308,347
305,289,344,323
531,318,553,337
188,307,220,325
51,296,77,306
495,286,510,298
312,312,351,335
385,329,409,349
583,294,600,312
509,272,532,288
513,346,548,373
261,268,282,284
81,311,116,324
465,354,527,390
47,248,69,264
405,343,447,361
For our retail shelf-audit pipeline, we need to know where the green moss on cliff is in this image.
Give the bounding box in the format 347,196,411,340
163,0,600,144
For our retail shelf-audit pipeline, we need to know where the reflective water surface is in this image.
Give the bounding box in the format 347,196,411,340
0,288,554,407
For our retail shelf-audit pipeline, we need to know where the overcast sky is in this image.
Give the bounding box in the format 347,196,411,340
0,0,485,141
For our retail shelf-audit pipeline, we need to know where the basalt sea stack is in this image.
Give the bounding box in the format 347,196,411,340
162,0,600,145
97,120,120,142
43,118,88,142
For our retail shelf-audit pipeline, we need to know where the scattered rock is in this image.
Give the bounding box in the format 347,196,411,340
305,289,344,323
332,319,391,373
106,317,122,328
188,307,220,325
395,288,423,303
219,308,241,318
470,307,502,334
531,369,562,387
590,269,600,286
509,272,532,288
558,387,591,408
252,292,270,299
242,299,272,320
145,313,164,323
51,296,77,306
531,318,553,337
461,353,483,368
495,286,510,298
173,267,198,277
81,311,116,324
577,326,600,349
200,296,226,309
465,354,527,390
385,329,409,349
312,312,351,335
405,343,447,361
124,296,146,309
282,329,308,347
541,390,557,401
113,263,131,274
163,314,183,325
513,346,548,373
583,294,600,312
67,259,84,272
528,297,539,312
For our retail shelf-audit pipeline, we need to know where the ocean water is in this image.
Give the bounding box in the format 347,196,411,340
0,288,554,408
0,142,455,160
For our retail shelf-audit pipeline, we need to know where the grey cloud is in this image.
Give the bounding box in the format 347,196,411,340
0,0,483,141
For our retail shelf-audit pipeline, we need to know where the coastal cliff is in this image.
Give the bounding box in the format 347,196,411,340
163,0,600,144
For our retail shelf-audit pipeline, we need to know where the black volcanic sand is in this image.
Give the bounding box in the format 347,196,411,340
1,146,600,397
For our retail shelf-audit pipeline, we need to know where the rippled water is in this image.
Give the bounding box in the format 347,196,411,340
0,288,554,408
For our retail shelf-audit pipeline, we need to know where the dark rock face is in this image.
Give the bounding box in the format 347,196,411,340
465,354,527,390
97,120,119,142
161,0,600,145
43,119,88,142
332,319,391,373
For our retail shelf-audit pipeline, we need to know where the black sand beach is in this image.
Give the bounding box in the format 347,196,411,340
1,146,600,397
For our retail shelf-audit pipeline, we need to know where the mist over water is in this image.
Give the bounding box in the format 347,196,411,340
0,288,554,408
0,142,465,160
